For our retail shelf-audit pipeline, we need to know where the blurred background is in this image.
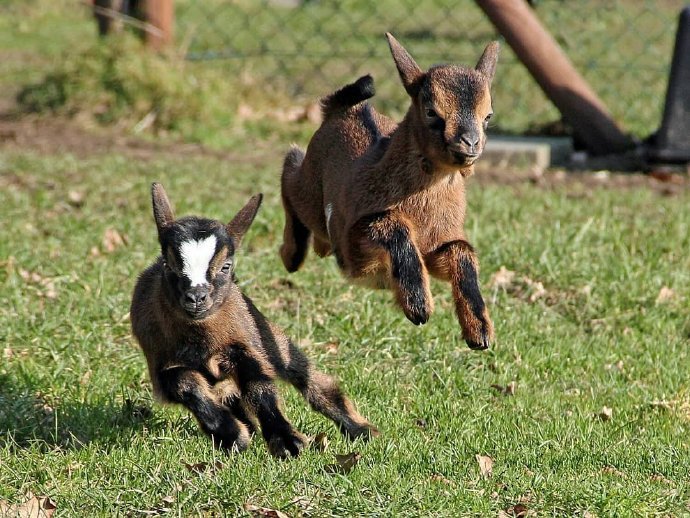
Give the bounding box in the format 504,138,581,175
1,0,685,149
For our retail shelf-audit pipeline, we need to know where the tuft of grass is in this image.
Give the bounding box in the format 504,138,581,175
16,34,226,134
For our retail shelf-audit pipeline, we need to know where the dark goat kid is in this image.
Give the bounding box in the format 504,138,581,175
280,33,499,350
131,184,378,457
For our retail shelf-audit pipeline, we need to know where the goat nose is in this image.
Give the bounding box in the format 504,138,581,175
185,289,208,305
459,133,480,148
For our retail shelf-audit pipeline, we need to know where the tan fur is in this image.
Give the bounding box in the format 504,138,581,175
280,35,499,349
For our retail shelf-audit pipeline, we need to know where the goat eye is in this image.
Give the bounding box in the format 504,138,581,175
220,261,232,274
426,108,439,118
485,113,493,122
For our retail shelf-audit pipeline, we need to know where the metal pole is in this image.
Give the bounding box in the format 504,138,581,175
476,0,635,156
145,0,174,50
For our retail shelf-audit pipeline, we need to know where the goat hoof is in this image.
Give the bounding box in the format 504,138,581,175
213,428,252,453
465,323,492,350
268,429,308,458
344,423,380,441
404,308,429,326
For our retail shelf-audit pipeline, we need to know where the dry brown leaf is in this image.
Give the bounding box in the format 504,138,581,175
102,228,127,253
243,503,289,518
489,266,516,289
598,406,613,421
523,278,547,302
476,454,494,478
604,360,624,372
67,190,85,208
182,460,223,474
656,286,676,304
0,493,56,518
602,465,625,478
325,452,361,474
322,341,339,354
650,473,672,484
237,103,255,120
491,381,517,396
311,432,329,452
502,503,531,517
430,473,454,485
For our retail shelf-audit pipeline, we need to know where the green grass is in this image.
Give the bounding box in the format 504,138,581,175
1,147,689,516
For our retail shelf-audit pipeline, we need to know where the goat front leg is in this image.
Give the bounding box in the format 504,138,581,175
349,212,433,325
228,346,308,458
427,240,494,350
158,368,252,451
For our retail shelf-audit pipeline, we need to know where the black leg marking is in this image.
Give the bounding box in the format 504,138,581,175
362,213,429,325
159,368,250,451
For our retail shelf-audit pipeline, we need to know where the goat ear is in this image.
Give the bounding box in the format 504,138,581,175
226,194,263,247
151,182,175,238
386,32,424,97
475,41,500,82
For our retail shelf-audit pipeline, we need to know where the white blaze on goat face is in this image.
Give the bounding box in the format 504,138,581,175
180,235,217,286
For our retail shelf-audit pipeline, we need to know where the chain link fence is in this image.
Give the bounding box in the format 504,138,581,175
176,0,684,137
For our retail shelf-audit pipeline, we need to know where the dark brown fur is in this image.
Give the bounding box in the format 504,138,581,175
280,34,498,349
131,184,377,457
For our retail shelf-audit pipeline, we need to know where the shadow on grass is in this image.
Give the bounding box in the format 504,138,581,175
0,373,161,451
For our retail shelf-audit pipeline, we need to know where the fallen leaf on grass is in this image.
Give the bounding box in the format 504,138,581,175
650,473,672,484
597,406,613,421
488,267,547,303
321,341,339,354
604,360,624,372
602,465,626,478
489,266,516,289
0,493,56,518
67,190,85,208
499,503,531,517
491,381,517,396
18,269,59,299
243,503,289,518
102,228,127,253
311,432,329,452
476,454,494,478
182,460,224,474
656,286,676,304
430,473,454,485
325,452,361,474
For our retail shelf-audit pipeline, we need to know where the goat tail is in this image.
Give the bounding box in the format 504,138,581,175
320,75,375,118
282,145,305,180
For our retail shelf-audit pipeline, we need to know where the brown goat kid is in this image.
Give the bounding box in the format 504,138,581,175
131,184,377,457
280,34,499,349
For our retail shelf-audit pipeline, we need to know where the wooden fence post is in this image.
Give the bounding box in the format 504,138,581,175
476,0,635,156
145,0,174,50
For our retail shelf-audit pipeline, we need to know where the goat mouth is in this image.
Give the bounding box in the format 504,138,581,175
451,150,479,165
184,306,212,320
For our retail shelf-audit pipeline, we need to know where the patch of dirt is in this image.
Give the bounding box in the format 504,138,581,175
0,113,275,166
0,113,687,194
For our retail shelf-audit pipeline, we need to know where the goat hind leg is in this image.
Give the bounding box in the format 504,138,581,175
279,193,311,273
280,340,378,440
